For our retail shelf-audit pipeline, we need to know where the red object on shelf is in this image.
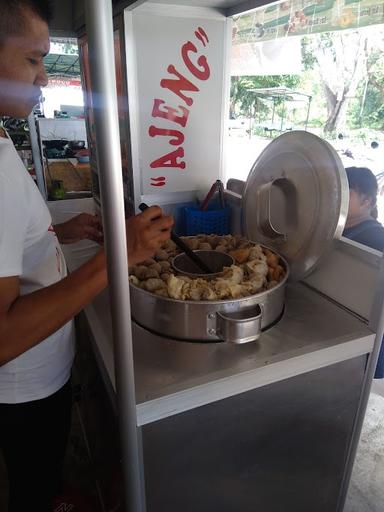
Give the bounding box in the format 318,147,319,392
200,181,219,211
200,179,225,210
75,148,90,157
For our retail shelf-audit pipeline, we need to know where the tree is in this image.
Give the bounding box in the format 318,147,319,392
350,37,384,130
230,74,300,119
49,41,78,56
63,43,78,55
302,32,368,133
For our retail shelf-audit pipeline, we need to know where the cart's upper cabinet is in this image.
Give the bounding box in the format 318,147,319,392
53,0,275,35
49,0,78,36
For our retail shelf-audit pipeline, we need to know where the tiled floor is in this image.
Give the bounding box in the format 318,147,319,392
345,380,384,512
371,378,384,398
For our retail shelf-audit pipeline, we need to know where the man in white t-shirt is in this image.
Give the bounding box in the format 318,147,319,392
0,1,173,510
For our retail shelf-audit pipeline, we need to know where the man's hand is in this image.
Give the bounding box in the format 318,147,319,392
126,206,173,265
54,213,103,245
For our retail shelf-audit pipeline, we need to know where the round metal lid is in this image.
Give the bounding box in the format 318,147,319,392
243,131,349,280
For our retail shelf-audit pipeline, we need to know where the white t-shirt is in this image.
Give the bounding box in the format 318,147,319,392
0,135,75,403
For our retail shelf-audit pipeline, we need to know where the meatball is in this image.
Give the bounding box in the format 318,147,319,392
155,249,169,261
133,265,149,280
142,258,156,267
163,239,177,252
160,272,171,282
199,242,213,251
149,262,162,274
129,275,140,286
159,260,171,271
183,237,199,250
144,278,166,292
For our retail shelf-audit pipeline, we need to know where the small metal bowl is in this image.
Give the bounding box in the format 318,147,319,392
172,250,235,279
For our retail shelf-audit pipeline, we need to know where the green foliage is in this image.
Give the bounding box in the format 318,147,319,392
231,27,384,136
49,41,78,55
62,43,78,55
230,74,301,119
301,36,317,71
301,34,338,72
348,48,384,130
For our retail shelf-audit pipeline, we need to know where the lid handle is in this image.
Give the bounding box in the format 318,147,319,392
257,178,298,241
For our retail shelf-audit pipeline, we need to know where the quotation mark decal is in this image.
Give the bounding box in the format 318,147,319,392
195,26,209,47
151,176,166,187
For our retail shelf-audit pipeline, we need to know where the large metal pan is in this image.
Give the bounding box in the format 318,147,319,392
129,250,289,344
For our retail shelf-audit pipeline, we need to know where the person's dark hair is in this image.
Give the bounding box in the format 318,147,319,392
346,166,378,219
0,0,53,44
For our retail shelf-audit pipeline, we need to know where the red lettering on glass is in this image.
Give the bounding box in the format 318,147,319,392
181,41,210,81
196,27,209,45
160,65,199,107
151,99,190,128
150,147,186,170
148,126,184,146
151,176,166,187
148,27,210,187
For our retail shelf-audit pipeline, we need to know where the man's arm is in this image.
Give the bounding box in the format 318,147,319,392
0,251,107,366
0,206,173,366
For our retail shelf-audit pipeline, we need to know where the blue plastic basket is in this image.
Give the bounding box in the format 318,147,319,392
184,205,231,236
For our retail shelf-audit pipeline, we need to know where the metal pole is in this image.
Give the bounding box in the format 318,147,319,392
280,97,285,132
304,96,312,131
359,76,369,127
248,106,252,140
28,113,46,198
84,2,145,511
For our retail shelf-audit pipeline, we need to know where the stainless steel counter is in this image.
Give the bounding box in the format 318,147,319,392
76,277,374,425
133,283,373,425
50,200,374,426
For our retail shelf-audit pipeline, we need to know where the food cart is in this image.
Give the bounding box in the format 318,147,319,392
47,1,384,511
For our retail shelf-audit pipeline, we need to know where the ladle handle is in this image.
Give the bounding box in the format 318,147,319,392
138,203,214,274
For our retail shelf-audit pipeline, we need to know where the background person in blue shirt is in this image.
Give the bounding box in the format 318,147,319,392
343,166,384,378
343,166,384,251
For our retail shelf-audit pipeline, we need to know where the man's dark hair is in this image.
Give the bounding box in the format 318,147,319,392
346,166,378,199
0,0,53,43
346,166,379,218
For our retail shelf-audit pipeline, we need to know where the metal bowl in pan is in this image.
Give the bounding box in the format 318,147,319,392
172,250,235,279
